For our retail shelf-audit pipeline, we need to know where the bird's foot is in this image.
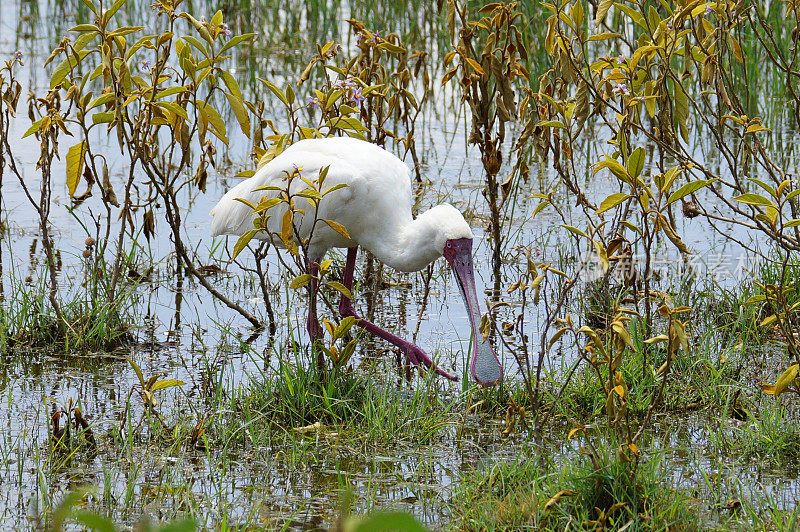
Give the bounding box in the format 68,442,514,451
340,299,457,382
400,342,458,382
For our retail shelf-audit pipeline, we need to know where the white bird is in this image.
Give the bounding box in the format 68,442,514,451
210,137,502,385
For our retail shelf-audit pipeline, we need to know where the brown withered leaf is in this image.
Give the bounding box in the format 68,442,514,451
101,163,119,207
194,164,208,193
544,489,576,511
143,208,155,241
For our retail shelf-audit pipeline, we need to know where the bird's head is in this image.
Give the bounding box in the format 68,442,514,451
441,235,503,386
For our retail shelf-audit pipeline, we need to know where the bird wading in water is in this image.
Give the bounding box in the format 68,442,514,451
210,137,503,385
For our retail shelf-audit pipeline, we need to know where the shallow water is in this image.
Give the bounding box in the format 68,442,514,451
0,0,798,528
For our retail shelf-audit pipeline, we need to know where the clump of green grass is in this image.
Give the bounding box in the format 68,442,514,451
451,446,697,530
0,267,136,351
712,402,800,468
217,349,459,446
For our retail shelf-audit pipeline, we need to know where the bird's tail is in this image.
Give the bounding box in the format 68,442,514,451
209,185,256,237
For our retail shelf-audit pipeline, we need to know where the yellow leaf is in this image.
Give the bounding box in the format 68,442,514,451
760,314,778,327
232,228,259,259
324,281,351,299
774,364,799,397
595,0,614,25
66,141,87,197
323,219,351,239
612,322,634,349
568,426,585,439
290,274,313,289
543,489,576,511
281,209,294,247
746,124,770,134
225,91,251,138
465,57,485,74
548,326,569,350
597,192,630,214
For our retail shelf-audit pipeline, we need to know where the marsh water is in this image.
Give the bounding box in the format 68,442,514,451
0,0,798,528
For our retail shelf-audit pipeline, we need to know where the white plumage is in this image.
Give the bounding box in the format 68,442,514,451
210,137,472,270
210,137,502,385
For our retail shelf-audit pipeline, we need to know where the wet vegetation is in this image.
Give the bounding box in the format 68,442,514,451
3,0,800,528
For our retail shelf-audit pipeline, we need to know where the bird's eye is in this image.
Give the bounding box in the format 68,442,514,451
446,242,452,248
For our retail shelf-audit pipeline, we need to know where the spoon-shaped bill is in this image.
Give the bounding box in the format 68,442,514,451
444,238,503,386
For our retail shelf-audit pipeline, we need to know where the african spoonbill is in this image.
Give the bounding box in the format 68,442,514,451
210,137,503,386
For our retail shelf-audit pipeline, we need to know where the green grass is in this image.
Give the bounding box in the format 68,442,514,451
207,345,461,447
710,402,800,468
451,445,697,531
0,257,138,352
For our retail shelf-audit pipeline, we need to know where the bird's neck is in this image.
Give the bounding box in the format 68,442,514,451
367,210,443,272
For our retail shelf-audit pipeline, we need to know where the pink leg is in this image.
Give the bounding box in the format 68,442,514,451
306,258,324,342
338,247,457,381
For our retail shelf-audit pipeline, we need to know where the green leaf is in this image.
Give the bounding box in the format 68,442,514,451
225,91,250,138
182,36,210,57
220,69,242,99
594,157,630,181
69,24,100,32
197,101,227,141
614,2,646,28
124,34,156,61
157,101,189,121
108,26,143,37
103,0,128,23
232,228,259,259
290,273,314,289
74,511,116,532
378,41,407,54
80,0,98,15
561,224,589,238
259,78,289,107
335,316,359,338
66,141,87,197
325,281,351,299
92,112,115,124
219,33,257,54
151,378,186,392
666,179,715,205
323,183,348,196
597,192,630,214
154,86,188,99
760,314,778,327
538,120,565,128
254,197,281,213
734,193,776,208
627,147,645,179
87,92,116,110
22,119,43,138
746,124,770,134
326,116,368,132
233,198,258,210
50,50,90,89
595,0,614,24
126,356,146,387
253,184,283,192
